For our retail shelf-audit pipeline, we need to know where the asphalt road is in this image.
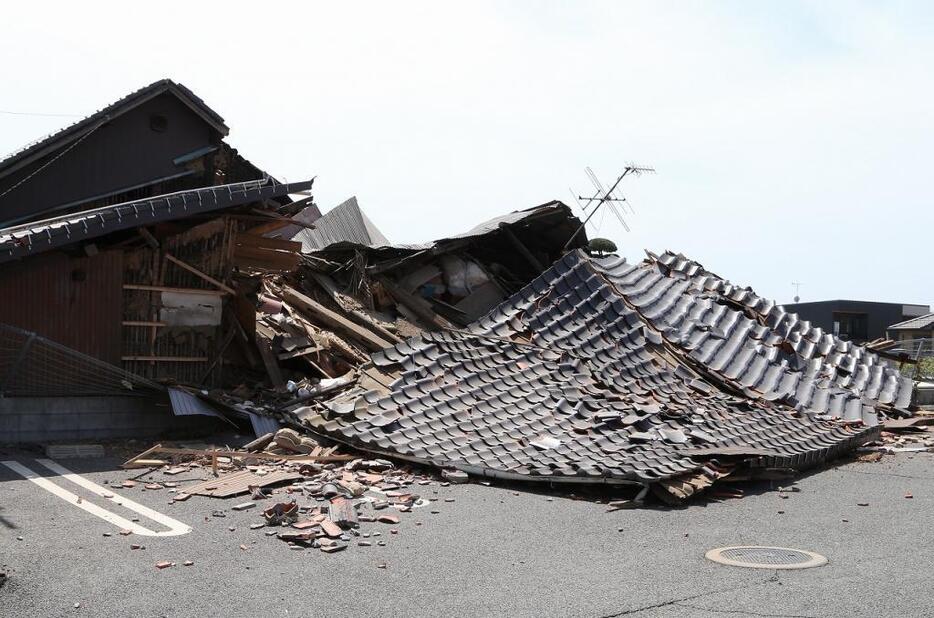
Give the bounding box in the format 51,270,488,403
2,446,933,617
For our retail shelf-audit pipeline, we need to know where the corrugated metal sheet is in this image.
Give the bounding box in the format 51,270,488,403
293,250,905,497
247,411,281,437
292,196,389,252
296,200,583,255
168,388,224,418
0,250,123,363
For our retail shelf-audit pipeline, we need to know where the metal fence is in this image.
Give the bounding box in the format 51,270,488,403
889,338,934,382
0,322,163,397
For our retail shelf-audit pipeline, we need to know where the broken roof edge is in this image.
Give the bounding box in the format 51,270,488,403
0,177,314,264
299,199,582,255
0,79,230,180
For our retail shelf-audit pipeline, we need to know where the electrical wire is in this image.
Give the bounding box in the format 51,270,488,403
0,110,83,118
0,116,108,201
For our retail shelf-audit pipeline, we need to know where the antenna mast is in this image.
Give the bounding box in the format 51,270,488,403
563,164,655,251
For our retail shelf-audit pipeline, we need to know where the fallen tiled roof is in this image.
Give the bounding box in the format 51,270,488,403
289,250,909,493
888,312,934,331
610,251,913,417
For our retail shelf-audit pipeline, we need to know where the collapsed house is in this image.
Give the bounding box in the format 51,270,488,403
282,250,913,501
0,79,919,513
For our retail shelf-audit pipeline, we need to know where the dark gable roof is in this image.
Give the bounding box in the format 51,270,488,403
0,79,229,180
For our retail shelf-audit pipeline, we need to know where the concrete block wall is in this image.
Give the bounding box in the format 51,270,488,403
0,395,218,443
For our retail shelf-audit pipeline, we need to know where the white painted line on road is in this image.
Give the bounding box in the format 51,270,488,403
1,459,191,537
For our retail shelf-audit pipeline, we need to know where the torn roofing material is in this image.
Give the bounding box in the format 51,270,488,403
290,250,909,493
291,196,389,252
0,178,314,264
298,200,583,256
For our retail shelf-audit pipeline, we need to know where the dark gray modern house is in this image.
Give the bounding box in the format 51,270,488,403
783,300,930,343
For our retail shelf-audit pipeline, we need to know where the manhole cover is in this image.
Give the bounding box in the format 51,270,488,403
706,546,828,569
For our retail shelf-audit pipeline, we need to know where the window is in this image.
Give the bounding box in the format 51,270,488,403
832,312,868,341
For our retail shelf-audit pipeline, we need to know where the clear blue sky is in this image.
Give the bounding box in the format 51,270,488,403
2,1,931,306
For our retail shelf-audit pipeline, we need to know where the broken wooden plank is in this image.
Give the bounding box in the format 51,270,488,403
199,327,237,384
123,284,226,296
124,459,169,469
277,345,323,360
243,432,276,452
121,445,352,466
278,286,394,351
309,272,403,344
121,356,208,362
255,334,286,388
236,233,302,252
165,253,236,295
137,227,160,249
378,276,453,330
181,469,303,498
122,444,164,469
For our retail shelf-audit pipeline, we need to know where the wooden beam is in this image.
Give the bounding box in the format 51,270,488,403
199,327,237,384
255,335,285,388
236,234,302,252
378,277,453,330
121,356,209,362
498,222,544,272
123,284,227,296
278,286,394,351
309,272,403,344
165,253,236,295
277,345,323,360
122,321,166,327
121,444,353,468
137,227,160,249
249,207,317,230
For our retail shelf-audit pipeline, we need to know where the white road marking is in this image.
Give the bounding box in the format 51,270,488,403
2,459,191,537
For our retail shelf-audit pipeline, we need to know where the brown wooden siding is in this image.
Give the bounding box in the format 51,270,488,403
0,251,123,363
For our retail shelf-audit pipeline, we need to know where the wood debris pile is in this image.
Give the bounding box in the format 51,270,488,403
121,428,459,554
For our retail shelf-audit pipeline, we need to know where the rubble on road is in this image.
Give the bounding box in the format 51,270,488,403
121,428,440,554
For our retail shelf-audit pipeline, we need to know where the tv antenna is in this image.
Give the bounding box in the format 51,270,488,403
563,164,655,251
791,281,803,303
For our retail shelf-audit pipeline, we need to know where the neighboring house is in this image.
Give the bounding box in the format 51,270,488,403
782,300,930,343
0,79,313,390
0,79,266,227
0,79,315,442
887,313,934,342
